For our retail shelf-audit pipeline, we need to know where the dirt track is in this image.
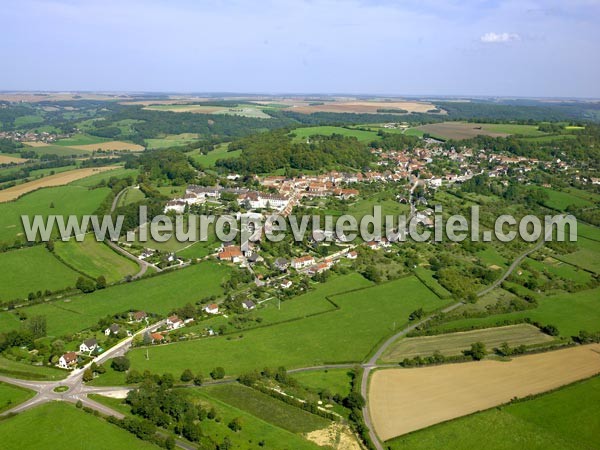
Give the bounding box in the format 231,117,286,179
370,344,600,441
0,166,120,202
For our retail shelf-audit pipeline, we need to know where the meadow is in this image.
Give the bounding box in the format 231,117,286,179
380,324,554,362
0,381,35,413
127,275,447,376
291,126,380,143
370,344,600,441
187,143,241,169
145,103,272,118
407,122,546,140
0,245,81,301
145,133,200,149
0,402,159,450
387,375,600,450
203,384,330,434
0,357,67,380
0,262,231,336
433,286,600,337
291,368,354,399
54,237,139,283
0,184,111,243
557,237,600,273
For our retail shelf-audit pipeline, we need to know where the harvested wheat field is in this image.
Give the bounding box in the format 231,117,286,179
292,100,439,114
370,343,600,441
69,141,145,152
0,155,28,164
0,166,120,202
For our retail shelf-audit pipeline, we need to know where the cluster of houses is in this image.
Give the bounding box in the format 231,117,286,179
0,130,71,144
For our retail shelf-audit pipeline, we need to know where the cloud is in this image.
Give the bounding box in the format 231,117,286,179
480,32,521,43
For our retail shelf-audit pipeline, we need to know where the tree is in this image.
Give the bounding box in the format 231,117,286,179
83,368,94,382
343,392,365,410
26,315,47,339
210,367,225,380
464,342,487,361
111,356,131,372
408,308,425,321
96,275,107,290
76,400,83,408
541,324,559,337
193,372,204,386
164,436,176,450
76,276,96,293
180,369,194,382
46,240,54,252
228,417,242,432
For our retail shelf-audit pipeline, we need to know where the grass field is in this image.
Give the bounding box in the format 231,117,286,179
380,324,554,362
388,375,600,450
185,388,323,449
291,126,380,143
0,245,81,301
54,237,139,283
0,262,230,335
0,402,159,450
557,237,600,273
67,141,145,152
0,357,67,381
203,384,330,434
188,143,241,168
145,133,200,149
0,185,111,243
370,344,600,441
116,186,145,207
0,166,119,202
0,381,35,413
127,275,447,376
433,286,600,337
145,103,272,118
22,144,91,157
53,133,110,147
534,186,596,211
407,122,546,140
291,369,354,399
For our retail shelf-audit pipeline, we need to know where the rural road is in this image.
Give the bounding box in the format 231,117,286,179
106,186,161,279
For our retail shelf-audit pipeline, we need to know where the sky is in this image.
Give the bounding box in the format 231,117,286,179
2,0,600,97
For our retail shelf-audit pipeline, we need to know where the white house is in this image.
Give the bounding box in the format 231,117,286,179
58,352,78,369
242,300,256,310
205,304,219,315
347,251,358,260
164,200,186,214
104,324,120,336
79,338,97,354
166,315,184,330
280,279,293,289
291,255,315,270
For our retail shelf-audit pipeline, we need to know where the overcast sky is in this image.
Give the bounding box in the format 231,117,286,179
2,0,599,97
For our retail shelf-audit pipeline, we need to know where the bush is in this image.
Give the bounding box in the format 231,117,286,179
180,369,194,382
210,366,225,380
111,356,131,372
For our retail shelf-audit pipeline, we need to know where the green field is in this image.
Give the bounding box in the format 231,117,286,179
0,185,111,243
535,186,595,211
53,133,110,147
380,324,554,362
116,186,145,207
0,262,231,335
557,237,600,273
204,384,330,434
291,126,380,143
69,167,138,188
0,402,159,450
291,369,354,399
54,237,139,283
188,143,241,168
434,287,600,337
0,356,67,381
0,245,81,301
127,275,447,376
388,376,600,450
21,144,90,157
145,104,272,118
0,381,35,413
406,122,547,141
145,133,200,149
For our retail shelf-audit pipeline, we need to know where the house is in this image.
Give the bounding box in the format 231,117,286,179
366,241,380,250
347,251,358,260
129,311,147,322
205,304,219,315
164,200,186,214
291,255,315,270
308,262,331,276
58,352,78,369
218,246,243,263
242,300,256,310
79,338,97,354
150,332,165,344
104,324,120,336
280,279,293,289
274,258,289,271
166,315,184,330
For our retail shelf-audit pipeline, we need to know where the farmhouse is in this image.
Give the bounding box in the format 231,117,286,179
242,300,256,310
347,251,358,259
104,324,120,336
205,304,219,314
150,332,165,344
166,315,184,330
58,352,78,370
218,246,243,263
129,311,147,322
79,338,97,354
292,255,315,270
